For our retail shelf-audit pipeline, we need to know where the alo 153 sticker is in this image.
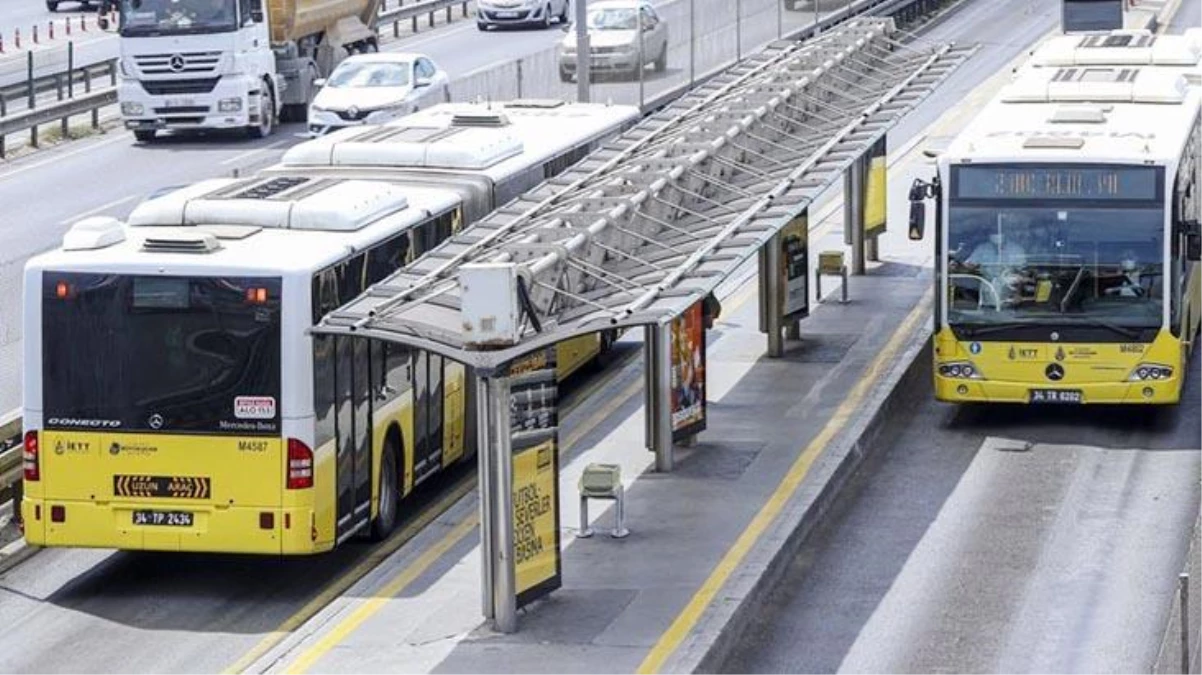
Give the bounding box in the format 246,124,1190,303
234,396,276,419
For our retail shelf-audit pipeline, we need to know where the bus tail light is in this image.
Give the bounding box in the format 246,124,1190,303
286,438,313,490
22,431,39,481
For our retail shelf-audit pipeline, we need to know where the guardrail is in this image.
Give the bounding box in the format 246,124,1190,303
0,410,20,521
378,0,473,38
0,46,116,158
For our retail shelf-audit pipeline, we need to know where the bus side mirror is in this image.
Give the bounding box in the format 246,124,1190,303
908,200,925,240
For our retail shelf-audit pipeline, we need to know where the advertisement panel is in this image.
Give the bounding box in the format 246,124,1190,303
670,301,707,442
864,136,888,239
779,210,810,320
506,348,562,608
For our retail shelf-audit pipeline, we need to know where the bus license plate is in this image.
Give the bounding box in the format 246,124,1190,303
132,510,194,527
1029,389,1083,404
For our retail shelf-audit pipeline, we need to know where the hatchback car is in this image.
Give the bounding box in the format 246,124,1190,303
478,0,570,29
307,53,450,136
558,0,668,82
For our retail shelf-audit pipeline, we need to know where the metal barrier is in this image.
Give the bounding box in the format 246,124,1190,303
0,50,117,158
378,0,473,38
0,410,20,515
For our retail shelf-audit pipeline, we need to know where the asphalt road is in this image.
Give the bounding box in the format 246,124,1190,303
1167,0,1200,33
719,5,1202,672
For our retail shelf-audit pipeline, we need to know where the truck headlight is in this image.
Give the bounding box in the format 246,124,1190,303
121,102,144,116
218,98,242,112
1127,363,1173,381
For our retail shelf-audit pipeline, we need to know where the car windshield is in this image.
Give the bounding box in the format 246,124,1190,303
947,164,1163,331
328,62,412,88
120,0,237,36
587,7,638,29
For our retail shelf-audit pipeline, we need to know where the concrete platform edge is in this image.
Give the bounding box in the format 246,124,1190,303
666,302,935,674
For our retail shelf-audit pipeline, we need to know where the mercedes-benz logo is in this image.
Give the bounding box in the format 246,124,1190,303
148,413,164,430
1045,363,1065,381
168,54,186,72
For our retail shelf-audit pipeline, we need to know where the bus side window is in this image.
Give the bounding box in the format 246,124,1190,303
382,342,412,402
366,232,411,287
314,334,337,453
337,253,368,305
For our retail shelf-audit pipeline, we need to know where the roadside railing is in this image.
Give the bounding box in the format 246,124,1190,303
378,0,473,39
0,45,116,158
0,410,20,519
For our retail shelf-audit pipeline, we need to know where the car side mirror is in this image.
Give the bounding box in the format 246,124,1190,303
250,8,264,22
415,76,432,88
908,200,926,241
312,78,326,89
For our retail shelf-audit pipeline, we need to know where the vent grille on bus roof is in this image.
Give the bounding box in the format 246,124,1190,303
451,111,511,127
1023,136,1086,149
1079,33,1157,49
141,230,222,253
1052,67,1140,83
230,176,309,199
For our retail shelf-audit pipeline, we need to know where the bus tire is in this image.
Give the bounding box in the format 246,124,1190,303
370,440,400,541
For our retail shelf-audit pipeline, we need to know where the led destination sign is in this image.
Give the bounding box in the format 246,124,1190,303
954,166,1159,202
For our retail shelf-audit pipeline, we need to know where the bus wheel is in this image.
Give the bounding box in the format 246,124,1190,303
370,442,400,540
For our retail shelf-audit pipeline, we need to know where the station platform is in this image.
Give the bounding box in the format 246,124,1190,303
239,151,939,675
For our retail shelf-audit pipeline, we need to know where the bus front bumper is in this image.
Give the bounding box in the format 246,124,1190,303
934,375,1181,405
20,499,328,555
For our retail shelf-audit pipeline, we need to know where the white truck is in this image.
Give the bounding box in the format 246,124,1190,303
116,0,382,142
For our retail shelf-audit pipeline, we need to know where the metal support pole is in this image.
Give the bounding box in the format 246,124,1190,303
814,0,820,34
867,236,879,262
1181,573,1191,674
643,325,656,451
575,0,590,103
758,245,769,333
653,323,674,473
516,58,524,99
777,0,782,38
578,495,594,537
637,9,645,109
735,0,742,61
765,233,784,358
688,0,695,87
846,156,866,275
490,375,517,633
476,376,495,620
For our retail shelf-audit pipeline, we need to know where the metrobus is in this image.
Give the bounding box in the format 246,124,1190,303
908,29,1202,405
20,100,639,554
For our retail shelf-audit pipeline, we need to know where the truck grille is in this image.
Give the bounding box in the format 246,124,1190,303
134,51,222,75
141,78,221,96
153,106,210,114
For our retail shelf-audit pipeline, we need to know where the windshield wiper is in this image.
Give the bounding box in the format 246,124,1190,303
1075,320,1142,340
956,321,1039,337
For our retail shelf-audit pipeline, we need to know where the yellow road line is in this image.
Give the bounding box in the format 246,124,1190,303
220,477,475,675
282,516,480,675
636,287,933,674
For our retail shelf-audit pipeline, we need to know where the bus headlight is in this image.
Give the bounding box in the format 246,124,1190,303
938,361,984,380
1128,363,1173,381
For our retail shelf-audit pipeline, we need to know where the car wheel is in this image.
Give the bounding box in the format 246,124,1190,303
541,4,553,29
557,1,569,23
247,87,274,139
559,66,572,83
477,21,489,30
46,0,59,10
654,43,667,72
362,39,379,53
132,129,156,143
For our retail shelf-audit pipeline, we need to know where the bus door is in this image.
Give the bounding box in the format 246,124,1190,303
412,352,445,485
335,336,373,541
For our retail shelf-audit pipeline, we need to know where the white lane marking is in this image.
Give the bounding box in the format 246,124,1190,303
0,131,129,182
61,194,137,226
218,138,289,166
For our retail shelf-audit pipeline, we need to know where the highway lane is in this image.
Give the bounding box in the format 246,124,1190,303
716,6,1201,669
1167,0,1200,33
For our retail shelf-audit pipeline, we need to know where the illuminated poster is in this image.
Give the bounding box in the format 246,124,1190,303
779,211,809,320
670,301,706,442
506,348,562,607
864,136,888,239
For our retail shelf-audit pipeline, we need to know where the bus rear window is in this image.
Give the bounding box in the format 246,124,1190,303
41,273,282,435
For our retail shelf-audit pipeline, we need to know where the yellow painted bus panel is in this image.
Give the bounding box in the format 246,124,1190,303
933,327,1187,404
556,334,602,381
308,436,338,549
443,362,467,466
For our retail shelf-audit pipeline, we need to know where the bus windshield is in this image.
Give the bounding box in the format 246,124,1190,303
120,0,238,37
41,273,282,435
946,203,1165,330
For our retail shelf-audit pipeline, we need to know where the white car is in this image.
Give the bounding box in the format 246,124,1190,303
477,0,570,30
558,0,668,81
307,53,451,136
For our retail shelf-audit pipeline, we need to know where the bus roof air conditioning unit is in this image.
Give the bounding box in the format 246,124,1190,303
141,229,222,254
62,216,126,251
451,111,511,128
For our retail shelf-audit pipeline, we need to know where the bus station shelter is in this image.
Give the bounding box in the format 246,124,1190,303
314,18,973,632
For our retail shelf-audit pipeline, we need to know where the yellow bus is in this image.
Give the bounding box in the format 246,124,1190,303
20,101,637,553
908,30,1202,404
